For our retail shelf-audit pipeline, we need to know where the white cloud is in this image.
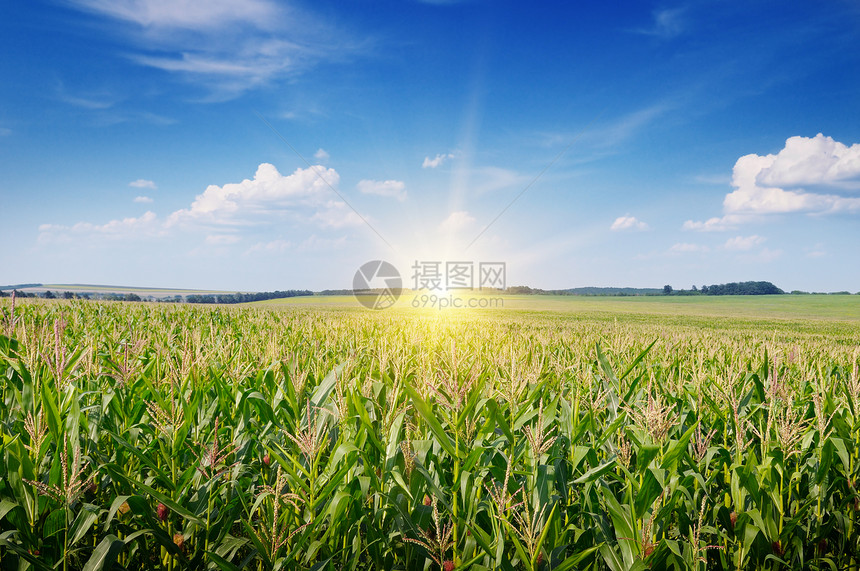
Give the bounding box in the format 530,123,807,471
130,179,157,189
314,148,330,162
133,195,154,203
38,211,161,243
724,134,860,215
71,0,278,29
610,215,648,231
422,153,454,168
439,210,476,233
67,0,354,97
723,235,765,251
686,135,860,230
682,215,746,232
356,179,406,201
166,163,340,227
755,133,860,189
669,242,710,253
40,163,362,246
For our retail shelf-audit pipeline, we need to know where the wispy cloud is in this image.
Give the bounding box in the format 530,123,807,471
682,214,749,232
70,0,279,29
130,179,157,189
314,148,330,162
422,153,454,168
67,0,360,98
133,195,153,203
357,179,407,201
0,127,12,137
610,215,648,231
38,211,161,243
636,7,687,39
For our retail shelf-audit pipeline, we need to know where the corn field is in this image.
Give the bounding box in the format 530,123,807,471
1,298,860,570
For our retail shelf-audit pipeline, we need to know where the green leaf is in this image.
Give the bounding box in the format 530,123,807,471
82,534,125,571
68,503,100,547
633,469,663,520
661,421,698,472
574,459,617,484
403,383,457,458
620,340,657,381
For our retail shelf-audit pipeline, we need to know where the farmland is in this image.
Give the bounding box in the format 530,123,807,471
1,296,859,570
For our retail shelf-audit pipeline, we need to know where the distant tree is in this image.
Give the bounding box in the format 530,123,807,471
701,285,708,294
691,285,698,292
43,290,55,299
125,293,141,302
702,281,783,295
63,291,75,299
663,285,673,295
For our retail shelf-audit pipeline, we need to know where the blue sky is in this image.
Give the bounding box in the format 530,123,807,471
2,0,859,292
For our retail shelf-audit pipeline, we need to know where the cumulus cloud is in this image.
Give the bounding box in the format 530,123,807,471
356,179,406,201
726,134,860,215
314,148,330,162
685,134,860,230
134,195,153,203
755,134,860,189
439,210,476,233
610,215,648,231
166,163,343,227
422,153,454,168
43,163,363,244
723,235,765,251
669,242,709,253
130,179,157,189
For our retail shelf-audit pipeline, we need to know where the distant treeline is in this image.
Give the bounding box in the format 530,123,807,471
0,289,314,304
665,281,784,295
185,290,313,304
505,286,662,296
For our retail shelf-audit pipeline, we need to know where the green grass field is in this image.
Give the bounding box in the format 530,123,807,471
1,295,859,570
256,293,860,321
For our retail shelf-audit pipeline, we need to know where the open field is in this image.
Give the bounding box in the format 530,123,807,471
1,297,859,570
